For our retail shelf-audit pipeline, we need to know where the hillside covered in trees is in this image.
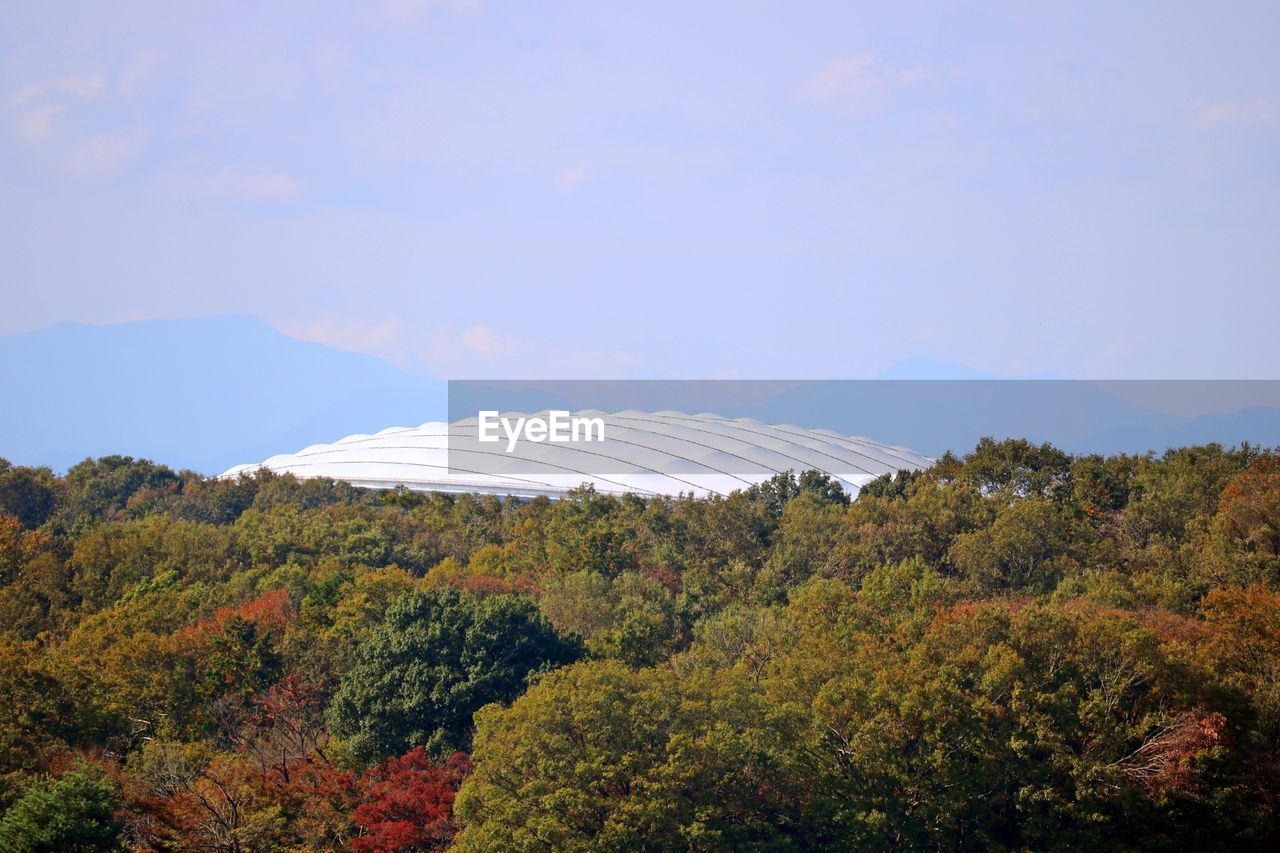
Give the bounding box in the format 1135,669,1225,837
1,439,1279,850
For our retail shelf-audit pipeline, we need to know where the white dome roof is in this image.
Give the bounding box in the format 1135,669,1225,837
222,411,932,499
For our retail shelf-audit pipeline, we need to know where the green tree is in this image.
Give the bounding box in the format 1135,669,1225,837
0,638,77,807
744,470,850,520
933,437,1074,501
454,660,826,851
200,614,284,712
833,475,988,578
757,491,847,599
0,768,122,852
948,497,1079,593
1123,444,1255,550
539,571,682,667
67,515,238,611
763,587,1233,849
1192,454,1280,587
328,588,579,764
55,456,181,530
0,461,60,529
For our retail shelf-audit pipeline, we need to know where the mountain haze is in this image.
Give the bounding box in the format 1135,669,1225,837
0,317,445,473
3,320,1278,475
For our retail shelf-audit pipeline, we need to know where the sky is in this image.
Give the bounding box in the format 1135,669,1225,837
2,1,1278,380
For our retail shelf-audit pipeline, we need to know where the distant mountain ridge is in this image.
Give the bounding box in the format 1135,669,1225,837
2,319,1277,474
448,380,1280,459
0,317,445,473
735,381,1280,457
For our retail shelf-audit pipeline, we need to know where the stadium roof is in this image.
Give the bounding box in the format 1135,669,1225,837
222,411,933,499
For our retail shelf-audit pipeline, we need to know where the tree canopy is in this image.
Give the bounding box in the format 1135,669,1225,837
327,587,580,763
1,445,1279,849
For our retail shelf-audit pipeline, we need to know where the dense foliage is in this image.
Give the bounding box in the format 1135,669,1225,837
0,766,121,852
1,439,1279,849
328,588,580,763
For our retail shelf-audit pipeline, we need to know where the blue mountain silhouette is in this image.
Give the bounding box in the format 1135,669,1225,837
0,317,444,473
3,320,1277,474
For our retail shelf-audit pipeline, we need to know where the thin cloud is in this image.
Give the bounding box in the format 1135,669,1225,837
555,163,593,193
14,104,61,144
9,74,107,147
283,317,408,365
423,324,642,379
799,56,877,101
798,55,934,116
65,130,149,179
281,319,641,379
117,52,157,97
460,324,511,356
10,74,105,107
382,0,479,22
1194,99,1275,127
172,169,304,204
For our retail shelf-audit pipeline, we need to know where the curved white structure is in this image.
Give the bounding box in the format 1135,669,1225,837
223,411,932,499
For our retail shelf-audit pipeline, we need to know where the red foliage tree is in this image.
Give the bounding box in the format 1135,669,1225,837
351,749,472,852
239,674,332,782
1116,711,1227,796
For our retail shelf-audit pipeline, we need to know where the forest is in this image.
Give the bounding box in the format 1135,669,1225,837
0,437,1278,851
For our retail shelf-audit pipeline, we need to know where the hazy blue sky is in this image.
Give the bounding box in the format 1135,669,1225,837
2,1,1277,379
